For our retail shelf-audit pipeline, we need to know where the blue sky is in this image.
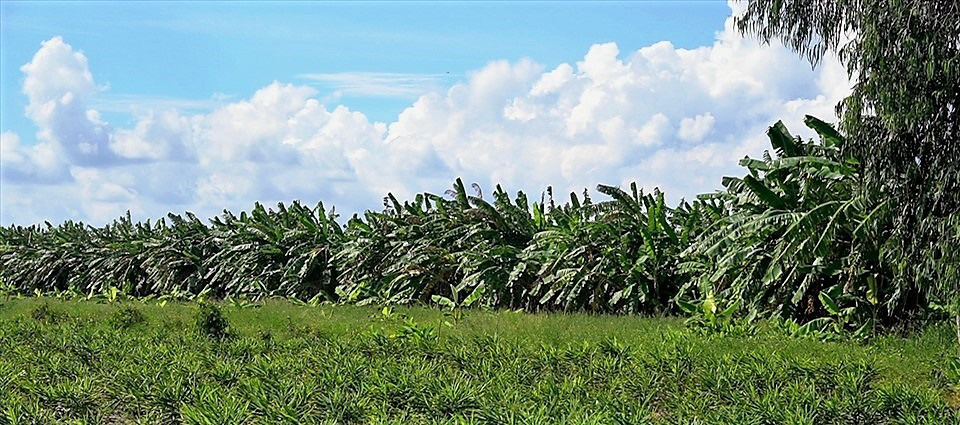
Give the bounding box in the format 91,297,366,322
0,1,849,225
2,1,730,135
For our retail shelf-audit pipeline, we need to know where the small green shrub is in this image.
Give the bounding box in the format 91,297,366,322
30,303,62,324
109,306,147,329
677,295,758,336
195,303,231,340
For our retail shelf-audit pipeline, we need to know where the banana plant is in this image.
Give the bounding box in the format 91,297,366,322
682,115,894,329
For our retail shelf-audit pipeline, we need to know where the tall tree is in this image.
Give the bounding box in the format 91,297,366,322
736,0,960,304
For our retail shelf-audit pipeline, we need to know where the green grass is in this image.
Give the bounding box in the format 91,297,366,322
0,298,957,424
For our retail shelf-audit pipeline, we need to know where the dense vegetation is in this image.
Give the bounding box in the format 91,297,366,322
736,0,960,329
1,299,956,424
2,1,959,336
1,116,956,335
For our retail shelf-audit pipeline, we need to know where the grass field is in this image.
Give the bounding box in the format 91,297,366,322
0,298,957,424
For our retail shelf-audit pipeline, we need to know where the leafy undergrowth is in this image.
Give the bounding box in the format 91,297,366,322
0,299,957,424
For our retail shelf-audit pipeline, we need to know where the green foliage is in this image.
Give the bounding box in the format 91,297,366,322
195,302,231,340
0,115,950,332
680,117,937,331
0,202,342,301
108,305,147,330
736,0,960,331
0,178,692,316
677,295,755,336
30,302,62,324
0,299,956,424
180,388,249,425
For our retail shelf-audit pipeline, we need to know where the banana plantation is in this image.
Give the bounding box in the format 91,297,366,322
2,0,959,422
3,116,956,333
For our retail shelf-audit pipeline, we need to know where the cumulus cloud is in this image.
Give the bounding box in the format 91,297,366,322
18,36,117,166
677,113,715,142
0,131,68,183
110,109,195,161
0,3,852,225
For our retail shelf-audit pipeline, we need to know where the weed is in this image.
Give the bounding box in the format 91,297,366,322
109,306,147,329
30,303,62,324
195,302,231,340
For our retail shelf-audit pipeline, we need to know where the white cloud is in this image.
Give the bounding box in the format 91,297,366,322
90,93,232,114
677,113,715,142
299,72,449,98
110,109,195,160
0,2,852,225
20,37,97,112
18,36,117,166
0,131,69,183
